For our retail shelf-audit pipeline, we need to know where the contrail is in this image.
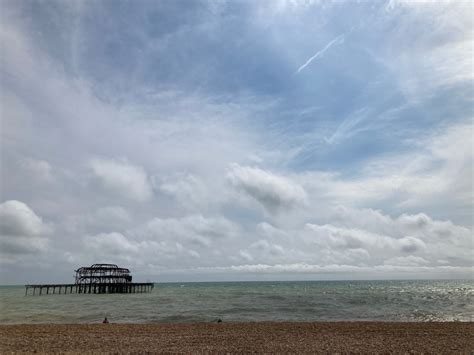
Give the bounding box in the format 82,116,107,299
296,34,345,74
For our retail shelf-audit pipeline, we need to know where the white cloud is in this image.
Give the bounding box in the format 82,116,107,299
381,0,473,101
132,214,239,248
194,263,474,278
80,222,220,268
84,232,139,255
0,236,48,256
227,164,307,212
331,207,470,247
0,200,52,236
63,206,132,234
239,207,471,272
304,222,429,255
157,173,212,211
297,123,473,225
305,209,470,262
239,250,253,262
257,222,290,240
90,158,153,202
244,239,285,261
0,200,52,256
384,255,429,267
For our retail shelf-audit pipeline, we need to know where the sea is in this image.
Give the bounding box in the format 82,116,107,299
0,280,472,324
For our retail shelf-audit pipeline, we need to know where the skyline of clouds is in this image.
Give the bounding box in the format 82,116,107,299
0,0,472,283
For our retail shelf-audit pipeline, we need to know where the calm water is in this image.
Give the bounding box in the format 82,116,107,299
0,280,472,324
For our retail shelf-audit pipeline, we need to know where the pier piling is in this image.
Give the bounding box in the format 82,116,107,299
25,282,153,296
25,263,153,296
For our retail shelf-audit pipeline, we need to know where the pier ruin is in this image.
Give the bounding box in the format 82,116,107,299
25,264,154,295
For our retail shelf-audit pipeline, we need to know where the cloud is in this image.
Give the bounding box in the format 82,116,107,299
227,164,307,212
257,222,290,240
251,239,284,255
296,33,345,73
397,236,426,253
132,215,239,247
194,263,474,278
331,207,470,247
90,158,153,202
241,207,471,271
304,209,470,262
19,158,54,182
83,231,202,266
63,206,132,234
0,200,52,256
384,255,429,267
0,236,49,256
65,198,470,279
0,1,471,282
323,108,373,145
380,0,473,101
296,123,473,225
94,206,131,224
79,216,238,267
305,224,370,250
84,232,139,255
239,250,253,262
0,200,52,236
157,173,212,211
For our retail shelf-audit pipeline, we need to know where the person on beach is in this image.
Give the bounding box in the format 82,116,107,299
102,317,109,324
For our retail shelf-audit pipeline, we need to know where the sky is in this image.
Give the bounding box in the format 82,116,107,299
0,0,472,284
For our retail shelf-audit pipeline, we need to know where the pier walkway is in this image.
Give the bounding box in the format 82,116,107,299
25,282,154,296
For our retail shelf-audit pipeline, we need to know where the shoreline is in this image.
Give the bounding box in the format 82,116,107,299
1,322,473,353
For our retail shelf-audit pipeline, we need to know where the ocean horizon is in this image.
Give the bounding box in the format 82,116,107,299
1,279,472,324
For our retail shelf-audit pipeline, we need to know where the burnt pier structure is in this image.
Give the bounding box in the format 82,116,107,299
25,264,154,295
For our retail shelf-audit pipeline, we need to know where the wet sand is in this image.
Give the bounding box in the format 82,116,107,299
1,322,473,353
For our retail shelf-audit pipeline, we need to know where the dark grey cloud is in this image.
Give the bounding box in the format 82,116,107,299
227,164,306,212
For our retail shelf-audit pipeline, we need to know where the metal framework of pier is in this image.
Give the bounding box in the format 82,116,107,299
25,264,154,295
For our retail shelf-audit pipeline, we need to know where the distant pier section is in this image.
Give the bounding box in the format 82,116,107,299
25,264,154,295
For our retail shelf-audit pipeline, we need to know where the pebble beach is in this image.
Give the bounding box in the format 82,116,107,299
1,322,473,353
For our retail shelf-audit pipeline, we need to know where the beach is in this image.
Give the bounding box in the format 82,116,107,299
1,322,473,353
